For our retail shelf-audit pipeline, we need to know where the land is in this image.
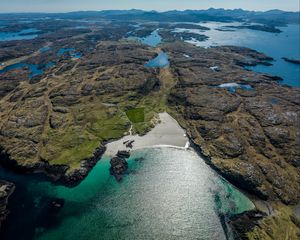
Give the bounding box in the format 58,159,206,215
105,112,188,156
0,180,14,231
282,57,300,65
109,150,130,181
226,24,282,33
0,11,299,239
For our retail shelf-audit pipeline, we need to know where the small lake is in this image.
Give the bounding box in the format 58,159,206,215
0,148,254,240
0,62,54,78
176,22,300,87
130,29,162,47
57,48,82,59
0,28,39,41
145,52,170,68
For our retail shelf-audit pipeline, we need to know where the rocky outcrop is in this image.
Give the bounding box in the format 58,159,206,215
0,144,106,187
229,210,267,240
0,181,15,231
110,151,130,181
165,42,300,204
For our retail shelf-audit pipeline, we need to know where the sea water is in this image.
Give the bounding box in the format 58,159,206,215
176,22,300,87
0,147,254,240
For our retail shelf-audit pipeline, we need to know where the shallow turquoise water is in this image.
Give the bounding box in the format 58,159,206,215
0,147,254,240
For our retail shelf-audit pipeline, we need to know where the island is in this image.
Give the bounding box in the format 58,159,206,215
282,57,300,65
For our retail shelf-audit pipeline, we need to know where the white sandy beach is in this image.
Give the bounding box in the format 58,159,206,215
104,112,189,156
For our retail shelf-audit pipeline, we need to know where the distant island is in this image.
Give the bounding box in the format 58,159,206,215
282,57,300,65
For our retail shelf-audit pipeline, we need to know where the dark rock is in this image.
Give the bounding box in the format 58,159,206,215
125,140,135,148
49,198,65,212
282,57,300,65
109,156,128,181
139,77,160,94
116,150,131,159
229,210,267,240
0,180,15,231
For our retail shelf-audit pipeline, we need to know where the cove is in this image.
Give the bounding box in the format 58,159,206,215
0,147,254,240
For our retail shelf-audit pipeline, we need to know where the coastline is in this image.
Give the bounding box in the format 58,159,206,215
104,112,262,239
104,112,190,156
0,111,260,239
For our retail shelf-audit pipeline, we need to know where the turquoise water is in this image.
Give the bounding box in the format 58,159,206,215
0,28,39,41
180,23,300,87
145,52,170,68
0,147,254,240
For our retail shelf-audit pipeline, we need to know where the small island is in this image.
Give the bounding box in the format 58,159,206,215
282,57,300,65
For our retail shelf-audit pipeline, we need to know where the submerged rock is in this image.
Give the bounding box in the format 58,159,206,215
49,198,65,213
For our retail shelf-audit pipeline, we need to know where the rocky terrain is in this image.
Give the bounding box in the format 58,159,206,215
164,42,300,238
109,150,130,181
0,180,14,231
165,42,300,204
0,16,299,239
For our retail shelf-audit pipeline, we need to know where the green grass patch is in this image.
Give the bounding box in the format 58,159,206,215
125,108,145,123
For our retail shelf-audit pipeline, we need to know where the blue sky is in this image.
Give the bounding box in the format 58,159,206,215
0,0,299,13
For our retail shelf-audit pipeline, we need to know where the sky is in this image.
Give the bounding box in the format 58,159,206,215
0,0,299,13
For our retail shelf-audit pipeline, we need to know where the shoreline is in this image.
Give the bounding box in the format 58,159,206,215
104,112,190,157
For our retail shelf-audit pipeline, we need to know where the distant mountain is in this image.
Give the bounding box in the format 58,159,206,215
0,8,299,25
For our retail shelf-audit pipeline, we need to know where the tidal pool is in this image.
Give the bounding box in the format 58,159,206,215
0,147,254,240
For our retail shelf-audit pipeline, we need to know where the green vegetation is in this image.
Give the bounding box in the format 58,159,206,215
41,99,130,170
247,204,299,240
125,108,145,123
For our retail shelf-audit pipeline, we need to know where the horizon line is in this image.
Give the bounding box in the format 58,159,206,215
0,8,299,14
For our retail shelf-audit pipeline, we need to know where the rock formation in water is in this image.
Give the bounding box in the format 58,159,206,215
0,181,15,231
110,151,130,181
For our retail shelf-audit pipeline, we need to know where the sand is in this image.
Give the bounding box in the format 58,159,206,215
104,112,189,156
